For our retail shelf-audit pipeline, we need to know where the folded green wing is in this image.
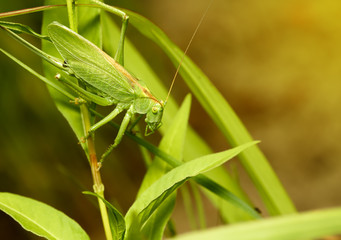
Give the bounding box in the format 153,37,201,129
47,21,135,102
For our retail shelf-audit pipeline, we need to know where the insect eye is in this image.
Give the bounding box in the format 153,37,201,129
152,106,158,114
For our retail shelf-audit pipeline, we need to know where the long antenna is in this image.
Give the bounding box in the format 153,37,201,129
165,0,214,103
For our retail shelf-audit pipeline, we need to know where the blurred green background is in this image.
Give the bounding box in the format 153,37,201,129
1,0,341,239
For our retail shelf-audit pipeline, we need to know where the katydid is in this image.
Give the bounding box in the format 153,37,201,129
48,21,165,161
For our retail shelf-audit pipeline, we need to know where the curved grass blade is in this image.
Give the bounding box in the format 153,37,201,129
0,192,89,240
170,207,341,240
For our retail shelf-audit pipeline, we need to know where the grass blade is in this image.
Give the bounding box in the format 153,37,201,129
170,207,341,240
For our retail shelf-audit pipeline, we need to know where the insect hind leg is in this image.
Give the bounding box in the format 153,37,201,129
114,14,129,65
89,0,129,66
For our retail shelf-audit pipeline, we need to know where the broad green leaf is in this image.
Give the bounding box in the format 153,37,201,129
0,192,89,240
138,94,192,239
102,12,253,223
111,7,295,216
124,141,257,239
83,191,125,240
0,21,50,40
169,207,341,240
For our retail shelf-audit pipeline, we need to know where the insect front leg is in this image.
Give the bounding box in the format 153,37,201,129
127,115,143,133
86,103,126,138
100,104,135,163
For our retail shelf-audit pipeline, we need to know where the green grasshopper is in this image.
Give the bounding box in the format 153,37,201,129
49,21,165,160
1,14,165,162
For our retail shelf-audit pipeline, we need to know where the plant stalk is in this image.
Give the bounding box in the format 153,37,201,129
80,104,112,240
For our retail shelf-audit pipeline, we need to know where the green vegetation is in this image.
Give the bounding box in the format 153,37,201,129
0,1,340,239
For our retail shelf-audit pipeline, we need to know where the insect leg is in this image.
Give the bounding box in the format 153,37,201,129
89,0,129,65
100,104,134,163
114,14,129,65
86,103,126,137
127,114,143,132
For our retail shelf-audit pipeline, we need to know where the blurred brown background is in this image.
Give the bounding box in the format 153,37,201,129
1,0,341,239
